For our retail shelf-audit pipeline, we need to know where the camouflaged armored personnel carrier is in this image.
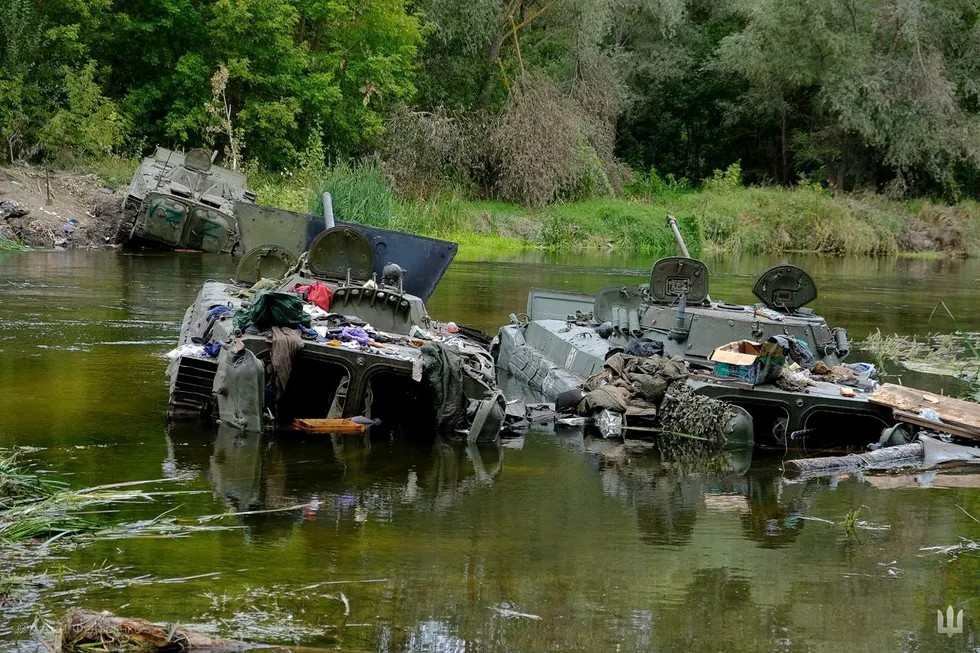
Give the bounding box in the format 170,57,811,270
117,146,256,253
494,217,896,447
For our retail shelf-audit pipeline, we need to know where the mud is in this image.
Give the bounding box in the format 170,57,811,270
0,167,124,248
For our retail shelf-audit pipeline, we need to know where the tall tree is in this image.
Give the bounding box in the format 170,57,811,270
716,0,980,193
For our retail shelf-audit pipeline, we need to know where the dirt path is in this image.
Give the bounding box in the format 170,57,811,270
0,166,124,248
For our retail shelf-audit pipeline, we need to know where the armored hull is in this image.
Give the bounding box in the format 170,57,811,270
167,209,504,440
494,256,894,447
118,146,256,253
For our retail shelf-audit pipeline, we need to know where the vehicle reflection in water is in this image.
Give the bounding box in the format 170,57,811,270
163,423,503,532
164,420,824,554
583,439,819,549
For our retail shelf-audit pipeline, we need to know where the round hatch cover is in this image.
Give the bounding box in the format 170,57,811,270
307,226,374,281
184,148,213,172
649,256,709,304
752,264,817,311
235,244,297,284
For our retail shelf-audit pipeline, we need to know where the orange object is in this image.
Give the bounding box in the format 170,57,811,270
290,418,366,435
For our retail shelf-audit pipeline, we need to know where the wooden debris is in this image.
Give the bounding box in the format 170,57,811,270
869,383,980,440
892,410,979,440
60,609,252,651
785,434,980,478
289,418,366,435
784,443,924,477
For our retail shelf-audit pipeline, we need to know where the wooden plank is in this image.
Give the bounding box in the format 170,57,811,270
870,383,980,437
891,410,980,441
289,418,366,435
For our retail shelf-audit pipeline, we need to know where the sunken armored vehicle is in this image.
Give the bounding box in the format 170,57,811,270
166,203,504,441
495,217,897,447
117,146,256,253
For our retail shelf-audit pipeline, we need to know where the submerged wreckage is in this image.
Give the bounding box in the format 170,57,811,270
166,205,504,440
117,146,257,253
495,216,980,453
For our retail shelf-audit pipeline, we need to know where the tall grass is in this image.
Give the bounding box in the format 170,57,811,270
245,159,980,256
307,160,395,228
0,236,29,252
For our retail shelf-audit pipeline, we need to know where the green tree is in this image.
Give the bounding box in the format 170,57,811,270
37,62,128,163
716,0,980,193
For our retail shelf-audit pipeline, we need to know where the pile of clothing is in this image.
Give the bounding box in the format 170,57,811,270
577,352,689,418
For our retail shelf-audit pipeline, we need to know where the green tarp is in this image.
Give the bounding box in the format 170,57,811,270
233,292,311,331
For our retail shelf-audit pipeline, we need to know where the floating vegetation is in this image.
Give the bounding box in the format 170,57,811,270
861,301,980,389
1,452,251,649
920,539,980,560
199,580,377,645
861,330,980,381
1,452,237,545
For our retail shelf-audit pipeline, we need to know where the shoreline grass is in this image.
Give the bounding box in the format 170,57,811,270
82,158,980,258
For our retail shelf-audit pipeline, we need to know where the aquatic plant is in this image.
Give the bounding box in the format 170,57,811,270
0,453,66,509
860,302,980,399
0,452,239,545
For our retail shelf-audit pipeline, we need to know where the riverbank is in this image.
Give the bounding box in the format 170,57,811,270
2,158,978,257
254,165,980,257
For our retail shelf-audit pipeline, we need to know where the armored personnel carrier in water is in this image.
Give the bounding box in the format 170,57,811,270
117,146,256,253
166,203,505,441
495,216,898,447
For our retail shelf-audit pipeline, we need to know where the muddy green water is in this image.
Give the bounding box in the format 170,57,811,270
1,250,979,652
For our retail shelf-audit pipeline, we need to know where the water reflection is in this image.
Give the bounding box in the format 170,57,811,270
582,440,825,549
164,424,503,532
2,250,979,652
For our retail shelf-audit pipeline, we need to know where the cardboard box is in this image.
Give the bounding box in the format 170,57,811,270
709,340,784,386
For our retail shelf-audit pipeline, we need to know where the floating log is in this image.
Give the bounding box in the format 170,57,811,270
785,434,980,479
289,418,366,435
784,443,924,477
60,609,251,652
869,383,980,440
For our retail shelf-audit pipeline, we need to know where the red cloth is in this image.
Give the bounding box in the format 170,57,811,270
292,282,332,311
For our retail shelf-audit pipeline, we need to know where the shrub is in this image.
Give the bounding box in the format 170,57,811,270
489,74,591,207
38,62,128,164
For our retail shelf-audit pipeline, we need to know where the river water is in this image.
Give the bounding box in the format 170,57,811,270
1,250,979,652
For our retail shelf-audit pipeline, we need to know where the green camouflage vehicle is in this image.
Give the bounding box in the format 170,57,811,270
116,146,256,253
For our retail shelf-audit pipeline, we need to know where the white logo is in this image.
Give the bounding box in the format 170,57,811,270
937,606,964,637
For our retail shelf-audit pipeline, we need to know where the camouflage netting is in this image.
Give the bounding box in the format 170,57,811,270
656,381,739,449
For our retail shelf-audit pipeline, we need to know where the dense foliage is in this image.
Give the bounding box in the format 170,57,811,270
2,0,978,202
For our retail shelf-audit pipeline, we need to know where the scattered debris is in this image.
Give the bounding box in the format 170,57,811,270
57,609,253,652
489,604,542,621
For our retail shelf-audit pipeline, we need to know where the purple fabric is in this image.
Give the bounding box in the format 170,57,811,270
340,326,371,346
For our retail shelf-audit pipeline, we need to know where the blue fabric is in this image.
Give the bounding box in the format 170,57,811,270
207,305,232,320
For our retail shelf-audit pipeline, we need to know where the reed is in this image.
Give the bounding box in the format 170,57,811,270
1,454,236,545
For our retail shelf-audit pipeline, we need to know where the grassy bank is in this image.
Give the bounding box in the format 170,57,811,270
248,162,980,257
81,158,980,257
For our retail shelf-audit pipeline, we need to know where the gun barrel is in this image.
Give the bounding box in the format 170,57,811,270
666,214,691,258
665,214,711,303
